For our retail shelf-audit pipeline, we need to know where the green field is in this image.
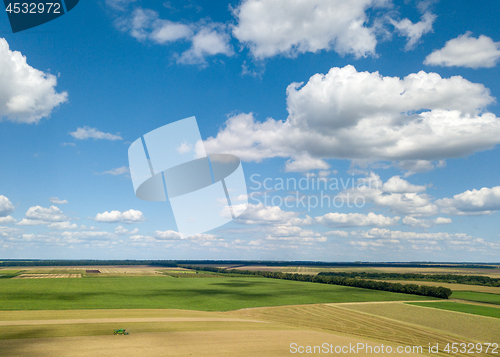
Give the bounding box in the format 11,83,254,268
0,275,434,311
451,291,500,305
407,301,500,319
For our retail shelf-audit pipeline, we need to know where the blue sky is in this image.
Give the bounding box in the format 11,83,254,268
1,0,499,261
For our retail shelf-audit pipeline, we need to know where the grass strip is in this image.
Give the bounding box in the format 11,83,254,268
407,301,500,319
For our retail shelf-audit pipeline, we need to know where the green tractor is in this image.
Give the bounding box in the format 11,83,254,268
113,328,129,335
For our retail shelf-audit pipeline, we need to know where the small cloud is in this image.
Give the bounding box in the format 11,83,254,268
115,226,139,235
69,127,123,141
48,221,78,230
16,218,48,226
25,205,68,222
154,230,182,240
0,195,15,217
101,166,130,176
390,12,436,50
0,216,16,224
94,209,144,223
424,32,500,69
176,141,192,154
49,197,68,204
61,142,76,147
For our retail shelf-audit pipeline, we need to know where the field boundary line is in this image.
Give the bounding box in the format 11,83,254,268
0,317,269,326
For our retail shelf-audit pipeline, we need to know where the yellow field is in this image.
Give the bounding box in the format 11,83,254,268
0,329,427,357
232,304,498,357
0,266,164,277
0,303,497,356
339,301,500,342
231,265,500,278
0,308,429,357
14,274,81,279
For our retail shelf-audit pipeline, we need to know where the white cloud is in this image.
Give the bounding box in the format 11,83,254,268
343,228,498,253
115,226,139,235
0,226,24,238
0,216,16,224
0,195,15,217
48,221,78,230
49,197,68,204
436,186,500,215
382,175,426,193
424,33,500,68
69,127,123,141
16,219,48,226
236,203,299,225
94,209,144,223
106,0,137,11
0,38,68,124
187,233,218,241
204,66,500,171
177,24,234,65
402,216,452,227
394,160,441,176
154,230,183,240
119,8,192,42
101,166,130,175
390,12,436,50
151,21,194,44
25,205,67,222
60,230,113,242
266,225,327,242
176,141,192,154
285,153,330,173
316,212,400,228
232,0,387,59
117,8,232,65
153,230,216,241
339,173,438,216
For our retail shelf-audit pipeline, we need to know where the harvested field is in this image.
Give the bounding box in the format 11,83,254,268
340,301,500,342
14,274,81,279
230,266,500,277
0,329,424,357
232,304,497,357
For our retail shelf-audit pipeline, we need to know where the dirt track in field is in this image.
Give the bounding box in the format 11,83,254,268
0,317,265,326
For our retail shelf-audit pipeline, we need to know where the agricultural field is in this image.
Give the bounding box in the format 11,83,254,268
230,265,500,278
0,265,498,357
407,302,500,319
0,275,435,311
449,291,500,305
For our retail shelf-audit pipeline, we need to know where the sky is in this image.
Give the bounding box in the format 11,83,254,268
0,0,499,262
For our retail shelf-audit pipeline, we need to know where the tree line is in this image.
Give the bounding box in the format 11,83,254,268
317,272,500,287
185,266,452,299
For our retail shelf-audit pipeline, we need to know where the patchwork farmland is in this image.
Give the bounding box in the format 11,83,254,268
0,262,498,356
